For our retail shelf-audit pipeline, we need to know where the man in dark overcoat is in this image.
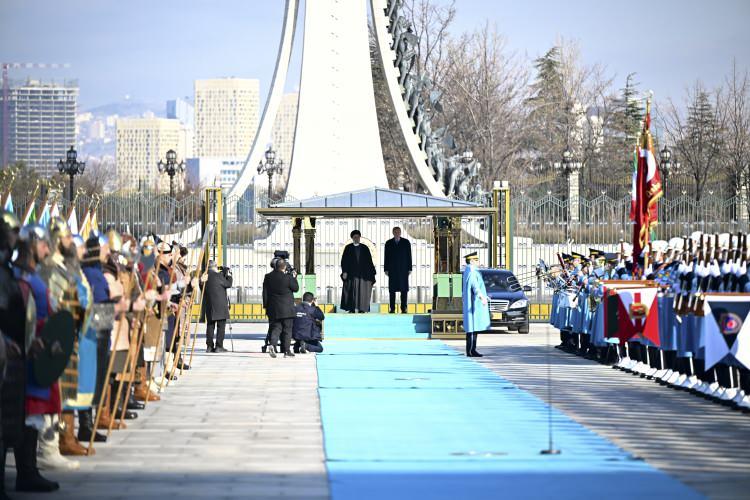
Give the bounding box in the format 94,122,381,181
201,260,233,353
340,230,376,313
384,226,412,313
262,259,299,357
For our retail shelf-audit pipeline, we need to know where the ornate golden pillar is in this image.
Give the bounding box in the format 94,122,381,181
292,217,302,273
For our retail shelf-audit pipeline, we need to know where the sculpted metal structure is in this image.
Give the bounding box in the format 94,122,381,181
227,0,481,206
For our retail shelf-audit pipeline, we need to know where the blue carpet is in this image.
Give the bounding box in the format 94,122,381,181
324,313,430,339
317,340,703,500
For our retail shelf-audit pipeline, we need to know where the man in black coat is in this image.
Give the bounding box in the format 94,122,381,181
201,260,233,353
293,292,325,353
384,226,412,313
340,230,376,313
262,259,299,357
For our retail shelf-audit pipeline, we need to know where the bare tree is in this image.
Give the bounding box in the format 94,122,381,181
662,82,725,201
719,61,750,215
402,0,456,89
76,157,115,196
439,22,530,186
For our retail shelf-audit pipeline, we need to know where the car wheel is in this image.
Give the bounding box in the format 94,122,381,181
518,322,530,334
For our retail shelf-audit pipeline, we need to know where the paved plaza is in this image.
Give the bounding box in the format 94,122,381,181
8,323,749,500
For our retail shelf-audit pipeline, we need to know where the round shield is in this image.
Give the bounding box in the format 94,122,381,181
33,310,76,387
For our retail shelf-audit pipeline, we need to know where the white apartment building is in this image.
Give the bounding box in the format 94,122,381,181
116,118,191,192
194,78,259,158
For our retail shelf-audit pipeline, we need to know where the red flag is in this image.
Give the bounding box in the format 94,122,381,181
631,101,663,274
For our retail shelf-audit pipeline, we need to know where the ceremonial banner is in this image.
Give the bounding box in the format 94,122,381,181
67,206,78,235
50,202,60,218
2,192,12,212
22,200,36,226
630,104,662,272
702,293,750,370
80,210,91,239
602,281,660,345
38,202,51,227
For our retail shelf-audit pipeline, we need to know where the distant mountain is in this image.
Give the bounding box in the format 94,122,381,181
85,98,165,118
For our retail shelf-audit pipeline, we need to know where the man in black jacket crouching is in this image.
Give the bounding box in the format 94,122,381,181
293,292,325,353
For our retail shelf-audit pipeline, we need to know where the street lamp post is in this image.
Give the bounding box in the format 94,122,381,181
57,146,85,204
660,145,672,198
257,146,284,203
157,149,185,199
554,147,582,241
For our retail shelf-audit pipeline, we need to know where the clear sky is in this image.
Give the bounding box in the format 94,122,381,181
1,0,748,110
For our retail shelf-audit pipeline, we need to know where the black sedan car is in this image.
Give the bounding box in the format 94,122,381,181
478,268,531,334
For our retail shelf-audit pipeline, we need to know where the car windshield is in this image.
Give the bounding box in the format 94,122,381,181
481,271,521,293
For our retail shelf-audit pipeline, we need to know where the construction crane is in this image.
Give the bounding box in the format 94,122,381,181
2,62,72,167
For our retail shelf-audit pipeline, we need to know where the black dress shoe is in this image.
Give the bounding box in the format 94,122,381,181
470,351,484,357
214,346,228,353
300,343,308,354
16,472,59,493
261,344,267,353
268,345,277,358
206,346,215,353
284,351,295,358
127,396,146,410
116,408,138,420
176,358,191,370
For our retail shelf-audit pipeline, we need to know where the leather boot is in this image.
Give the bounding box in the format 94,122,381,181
134,367,160,402
36,415,80,471
59,411,90,456
470,333,483,357
78,409,107,443
96,385,126,430
465,333,473,357
15,427,59,492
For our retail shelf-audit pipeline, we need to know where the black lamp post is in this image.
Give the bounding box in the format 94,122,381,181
157,149,185,198
257,146,284,203
660,145,672,197
57,146,85,204
554,147,582,241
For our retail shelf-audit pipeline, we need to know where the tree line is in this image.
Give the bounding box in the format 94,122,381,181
374,0,750,202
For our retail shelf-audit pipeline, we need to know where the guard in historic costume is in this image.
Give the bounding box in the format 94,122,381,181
38,217,92,457
340,230,376,313
1,213,59,494
384,226,412,314
462,252,490,357
14,224,79,471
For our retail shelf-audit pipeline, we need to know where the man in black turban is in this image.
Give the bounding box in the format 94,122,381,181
340,230,376,313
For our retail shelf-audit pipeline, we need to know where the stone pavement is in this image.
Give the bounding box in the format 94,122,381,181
444,324,750,500
10,324,328,500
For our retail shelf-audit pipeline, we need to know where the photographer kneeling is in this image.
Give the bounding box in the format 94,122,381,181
201,260,232,353
293,292,325,354
262,258,299,358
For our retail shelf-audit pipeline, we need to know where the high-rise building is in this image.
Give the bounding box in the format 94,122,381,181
186,157,245,190
271,92,298,167
115,118,190,192
0,79,78,175
193,78,259,158
166,97,194,128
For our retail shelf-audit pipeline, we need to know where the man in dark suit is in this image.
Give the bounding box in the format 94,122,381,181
384,226,412,314
340,230,376,313
201,260,233,353
262,259,299,358
293,292,325,353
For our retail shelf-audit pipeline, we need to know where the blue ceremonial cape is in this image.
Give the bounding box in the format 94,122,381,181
462,265,491,333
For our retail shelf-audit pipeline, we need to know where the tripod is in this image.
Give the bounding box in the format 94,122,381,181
226,295,235,352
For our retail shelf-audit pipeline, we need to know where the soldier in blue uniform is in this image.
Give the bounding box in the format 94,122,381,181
462,252,490,357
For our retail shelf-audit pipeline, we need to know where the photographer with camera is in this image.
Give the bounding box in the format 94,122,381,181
262,253,299,358
293,292,325,353
200,260,233,353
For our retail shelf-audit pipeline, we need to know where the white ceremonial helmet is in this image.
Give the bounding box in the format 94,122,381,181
621,242,633,257
668,237,685,251
718,233,730,249
690,231,703,242
651,240,668,254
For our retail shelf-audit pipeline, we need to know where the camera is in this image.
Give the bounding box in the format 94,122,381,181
271,250,296,276
218,265,232,278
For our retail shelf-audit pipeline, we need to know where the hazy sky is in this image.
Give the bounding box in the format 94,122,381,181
1,0,748,110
